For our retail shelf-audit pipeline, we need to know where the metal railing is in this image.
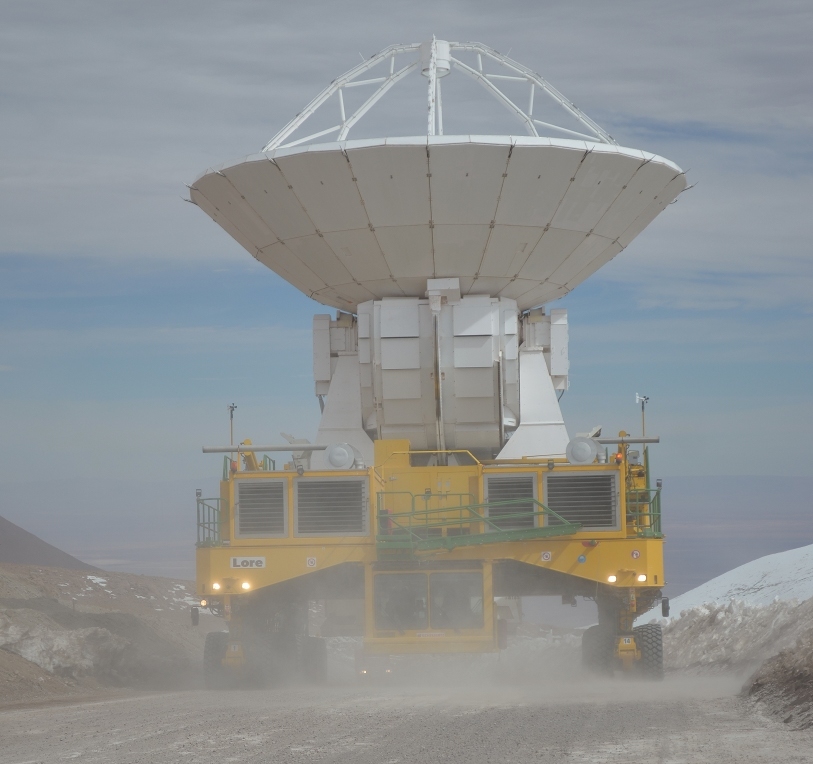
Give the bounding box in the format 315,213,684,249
197,497,222,547
625,487,662,537
376,491,581,553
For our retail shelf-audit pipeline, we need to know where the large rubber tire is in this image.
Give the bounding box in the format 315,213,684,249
203,631,230,690
633,623,664,680
582,625,614,675
302,636,328,684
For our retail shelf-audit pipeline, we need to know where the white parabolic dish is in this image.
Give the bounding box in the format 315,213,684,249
191,43,686,312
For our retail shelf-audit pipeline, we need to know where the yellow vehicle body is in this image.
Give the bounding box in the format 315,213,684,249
196,436,664,668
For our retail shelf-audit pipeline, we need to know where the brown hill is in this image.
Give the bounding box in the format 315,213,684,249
0,515,96,570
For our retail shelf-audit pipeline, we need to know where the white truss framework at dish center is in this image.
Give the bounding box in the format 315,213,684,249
263,40,617,152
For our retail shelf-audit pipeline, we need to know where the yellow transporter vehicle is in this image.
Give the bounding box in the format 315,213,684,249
188,39,684,685
194,435,666,685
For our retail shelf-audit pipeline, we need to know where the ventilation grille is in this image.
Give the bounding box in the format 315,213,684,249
297,480,366,535
545,474,616,528
486,475,535,530
237,481,285,536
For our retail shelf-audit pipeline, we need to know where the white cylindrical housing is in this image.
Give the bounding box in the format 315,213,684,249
420,39,451,77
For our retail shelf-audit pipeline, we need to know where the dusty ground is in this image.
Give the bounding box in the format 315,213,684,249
1,677,812,763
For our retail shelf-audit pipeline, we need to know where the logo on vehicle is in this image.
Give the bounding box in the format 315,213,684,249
541,551,552,562
230,557,265,568
306,557,317,568
631,550,641,559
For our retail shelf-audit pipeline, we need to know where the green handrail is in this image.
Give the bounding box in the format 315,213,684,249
196,497,222,547
376,492,581,553
625,487,662,537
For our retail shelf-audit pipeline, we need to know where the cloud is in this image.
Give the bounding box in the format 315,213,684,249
0,1,810,308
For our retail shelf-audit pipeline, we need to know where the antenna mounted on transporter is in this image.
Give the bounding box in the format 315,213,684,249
190,39,683,686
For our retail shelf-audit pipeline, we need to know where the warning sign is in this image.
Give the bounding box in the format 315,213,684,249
631,550,641,559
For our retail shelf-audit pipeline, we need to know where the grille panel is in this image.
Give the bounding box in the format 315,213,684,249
485,475,535,530
545,474,616,528
296,480,366,535
237,481,286,536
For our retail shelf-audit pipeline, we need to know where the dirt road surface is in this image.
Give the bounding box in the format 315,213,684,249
1,676,811,763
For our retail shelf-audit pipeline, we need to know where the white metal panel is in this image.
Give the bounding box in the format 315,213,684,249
431,224,490,277
495,145,585,226
374,225,434,278
504,334,519,360
313,282,377,308
256,241,327,294
517,228,584,281
564,241,624,289
221,160,317,241
275,151,370,232
549,309,569,377
428,144,508,225
478,225,544,278
514,282,569,310
381,338,421,369
322,228,391,282
617,174,686,247
454,398,497,424
498,278,538,300
550,153,640,232
380,299,420,337
357,311,371,338
504,311,518,335
381,370,422,399
191,190,264,262
547,233,615,286
347,145,430,227
593,161,680,239
313,315,331,382
465,277,512,297
453,298,494,335
358,338,371,364
455,368,495,398
453,335,494,367
194,177,277,250
284,234,355,287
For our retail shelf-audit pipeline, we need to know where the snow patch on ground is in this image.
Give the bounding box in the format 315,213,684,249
0,608,128,678
661,598,813,673
668,543,813,612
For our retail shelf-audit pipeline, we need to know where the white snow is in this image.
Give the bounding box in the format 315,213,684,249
86,576,108,586
668,543,813,614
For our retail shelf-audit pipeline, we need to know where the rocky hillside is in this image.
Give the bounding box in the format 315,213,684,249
0,563,218,706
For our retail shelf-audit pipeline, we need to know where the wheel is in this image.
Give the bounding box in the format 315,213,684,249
203,631,230,689
582,625,614,675
301,636,328,684
633,623,664,680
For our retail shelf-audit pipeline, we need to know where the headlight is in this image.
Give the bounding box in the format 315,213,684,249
212,583,221,591
607,575,617,583
637,574,647,582
241,582,251,590
199,599,208,607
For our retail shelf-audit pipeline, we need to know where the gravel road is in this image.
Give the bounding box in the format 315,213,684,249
2,676,811,763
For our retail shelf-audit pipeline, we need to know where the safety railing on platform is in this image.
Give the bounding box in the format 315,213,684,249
197,497,222,547
625,487,662,537
376,491,581,553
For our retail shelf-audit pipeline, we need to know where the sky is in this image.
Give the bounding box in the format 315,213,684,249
0,0,811,583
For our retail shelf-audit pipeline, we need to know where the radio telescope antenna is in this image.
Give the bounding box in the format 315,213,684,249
191,38,685,464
